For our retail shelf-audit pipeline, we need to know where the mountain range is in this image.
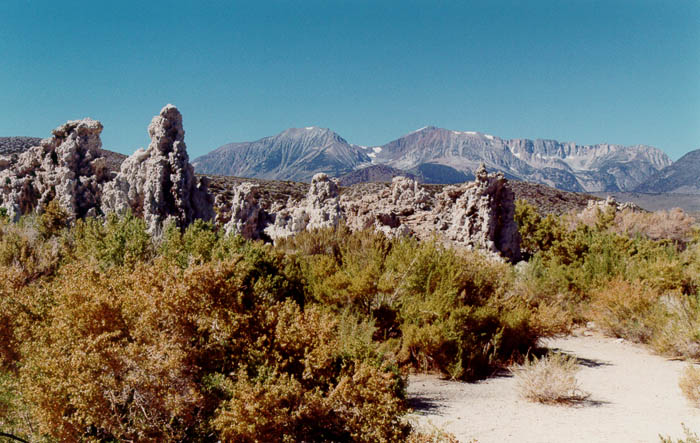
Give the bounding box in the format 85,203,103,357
634,149,700,194
193,126,675,193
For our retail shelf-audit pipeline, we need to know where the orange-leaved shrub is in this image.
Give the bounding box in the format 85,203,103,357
14,239,409,441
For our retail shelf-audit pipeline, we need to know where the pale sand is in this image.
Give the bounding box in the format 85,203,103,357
407,334,700,442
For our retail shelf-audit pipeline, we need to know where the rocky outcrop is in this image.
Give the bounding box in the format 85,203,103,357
341,176,429,237
222,182,271,239
102,105,214,234
218,167,522,261
434,165,521,261
583,196,644,214
264,173,343,239
0,119,109,221
389,176,430,211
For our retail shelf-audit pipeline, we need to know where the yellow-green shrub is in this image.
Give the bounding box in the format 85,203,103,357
679,365,700,408
588,278,663,343
285,228,548,380
70,212,153,268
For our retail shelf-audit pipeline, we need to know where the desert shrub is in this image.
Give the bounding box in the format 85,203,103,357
71,211,153,268
302,229,393,314
405,427,460,443
0,371,39,443
651,294,700,359
515,200,566,257
510,352,589,404
588,278,663,343
284,228,549,381
390,241,541,380
15,244,409,441
681,240,700,296
613,207,696,244
0,219,63,285
213,361,409,443
159,218,220,267
679,365,700,408
37,199,69,239
275,222,351,260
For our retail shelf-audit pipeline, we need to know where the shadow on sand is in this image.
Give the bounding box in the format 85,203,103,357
408,395,445,414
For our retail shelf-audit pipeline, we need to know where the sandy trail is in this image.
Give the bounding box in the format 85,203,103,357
406,334,700,442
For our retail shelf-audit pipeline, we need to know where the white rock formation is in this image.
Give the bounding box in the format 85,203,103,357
101,104,214,234
435,165,521,261
264,173,343,239
222,182,270,239
0,118,108,220
584,196,644,214
389,175,430,211
216,168,521,260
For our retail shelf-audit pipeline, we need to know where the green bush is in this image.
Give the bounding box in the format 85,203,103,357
284,228,547,381
71,211,153,268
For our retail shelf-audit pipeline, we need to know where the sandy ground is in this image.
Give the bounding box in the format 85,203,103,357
406,334,700,442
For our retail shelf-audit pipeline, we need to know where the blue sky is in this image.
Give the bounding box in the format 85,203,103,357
1,0,698,160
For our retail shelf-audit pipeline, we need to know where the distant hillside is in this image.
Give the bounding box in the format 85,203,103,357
592,192,700,215
195,126,670,192
100,149,128,174
634,149,700,194
337,165,417,186
0,137,43,155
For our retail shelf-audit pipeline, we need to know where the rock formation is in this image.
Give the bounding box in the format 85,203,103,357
101,104,214,234
218,167,522,261
389,176,430,211
583,196,644,214
341,176,429,237
434,165,521,261
0,119,109,221
222,182,271,239
264,173,343,239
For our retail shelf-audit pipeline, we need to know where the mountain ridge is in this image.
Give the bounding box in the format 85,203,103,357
634,148,700,194
192,126,371,182
193,125,673,192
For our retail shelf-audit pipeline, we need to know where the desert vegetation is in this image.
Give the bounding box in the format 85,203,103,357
510,352,589,404
0,196,698,441
680,365,700,408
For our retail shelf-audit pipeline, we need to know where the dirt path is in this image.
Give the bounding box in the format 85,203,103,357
406,334,700,442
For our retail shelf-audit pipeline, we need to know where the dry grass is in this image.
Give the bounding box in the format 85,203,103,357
510,352,590,404
659,424,700,443
679,365,700,408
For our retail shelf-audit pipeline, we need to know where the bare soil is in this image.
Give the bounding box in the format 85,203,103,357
407,333,700,442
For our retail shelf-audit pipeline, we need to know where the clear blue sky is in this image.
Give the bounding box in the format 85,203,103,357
1,0,698,160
